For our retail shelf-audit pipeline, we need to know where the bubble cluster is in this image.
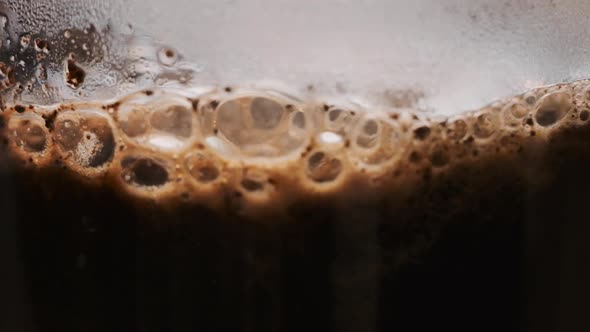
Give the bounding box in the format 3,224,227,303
1,79,589,210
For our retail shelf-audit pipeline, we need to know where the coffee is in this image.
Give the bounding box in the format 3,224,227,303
2,2,590,331
2,77,590,331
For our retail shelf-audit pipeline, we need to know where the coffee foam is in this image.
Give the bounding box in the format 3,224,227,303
0,80,587,217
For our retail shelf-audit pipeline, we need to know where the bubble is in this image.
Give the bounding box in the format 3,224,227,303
413,126,431,140
118,104,149,137
9,116,48,153
211,94,306,158
356,118,380,149
349,116,402,167
580,110,589,121
54,117,82,151
150,104,192,138
121,156,169,187
446,119,468,140
185,151,221,183
534,92,572,127
473,112,499,139
216,96,284,143
306,151,343,183
503,102,529,127
509,103,529,118
525,93,537,105
118,92,195,151
54,111,115,167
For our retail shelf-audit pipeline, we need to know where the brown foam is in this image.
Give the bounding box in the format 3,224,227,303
1,80,590,218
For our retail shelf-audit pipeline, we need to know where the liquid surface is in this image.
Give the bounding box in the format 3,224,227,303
1,78,589,217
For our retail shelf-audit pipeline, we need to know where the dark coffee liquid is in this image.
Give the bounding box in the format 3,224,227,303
2,80,590,332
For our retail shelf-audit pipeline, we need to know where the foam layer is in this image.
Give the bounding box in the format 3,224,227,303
0,80,587,216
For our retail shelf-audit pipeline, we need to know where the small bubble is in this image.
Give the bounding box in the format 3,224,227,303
473,113,499,139
509,103,529,118
241,178,264,192
10,118,47,153
306,151,342,183
363,119,379,136
525,94,536,105
185,152,220,183
356,119,380,149
447,120,468,140
413,126,431,140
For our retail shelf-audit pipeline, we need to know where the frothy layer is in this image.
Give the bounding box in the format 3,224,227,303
1,80,588,216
